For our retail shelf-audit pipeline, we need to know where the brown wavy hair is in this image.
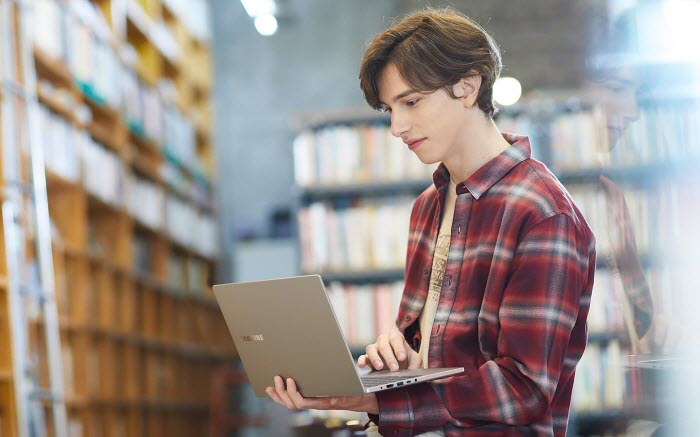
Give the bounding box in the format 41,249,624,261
359,7,503,118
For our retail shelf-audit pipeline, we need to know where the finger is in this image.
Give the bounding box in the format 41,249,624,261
358,354,368,368
274,376,296,409
389,331,407,362
378,338,399,371
286,378,307,409
265,386,285,405
358,354,378,369
299,396,339,410
365,343,383,370
285,379,344,411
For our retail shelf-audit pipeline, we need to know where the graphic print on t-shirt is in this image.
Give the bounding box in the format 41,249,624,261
419,233,451,367
419,179,457,368
428,235,451,301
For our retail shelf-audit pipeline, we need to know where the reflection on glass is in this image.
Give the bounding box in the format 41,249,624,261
577,0,700,435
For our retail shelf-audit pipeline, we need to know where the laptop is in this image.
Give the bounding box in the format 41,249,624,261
213,274,464,397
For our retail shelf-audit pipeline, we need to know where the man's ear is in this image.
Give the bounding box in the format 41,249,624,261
452,74,481,107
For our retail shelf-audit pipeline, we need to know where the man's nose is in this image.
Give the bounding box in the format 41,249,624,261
390,111,409,138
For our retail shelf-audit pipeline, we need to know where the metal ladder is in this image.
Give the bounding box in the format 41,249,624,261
1,0,69,436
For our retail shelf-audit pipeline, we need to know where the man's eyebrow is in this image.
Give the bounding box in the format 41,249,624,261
378,89,419,106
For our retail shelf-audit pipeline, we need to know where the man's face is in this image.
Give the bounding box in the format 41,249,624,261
586,67,641,150
377,63,469,164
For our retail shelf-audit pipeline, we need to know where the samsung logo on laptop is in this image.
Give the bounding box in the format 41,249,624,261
241,335,264,342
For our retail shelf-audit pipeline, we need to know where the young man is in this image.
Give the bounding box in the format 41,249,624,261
267,8,596,436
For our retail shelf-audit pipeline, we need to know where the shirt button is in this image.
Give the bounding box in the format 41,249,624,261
405,315,411,321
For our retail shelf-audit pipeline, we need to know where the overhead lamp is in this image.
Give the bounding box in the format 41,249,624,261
494,77,523,106
254,14,278,36
241,0,278,36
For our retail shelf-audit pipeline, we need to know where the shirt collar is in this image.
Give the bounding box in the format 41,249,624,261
432,133,531,200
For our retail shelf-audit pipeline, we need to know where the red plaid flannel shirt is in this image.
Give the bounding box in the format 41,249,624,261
368,134,596,436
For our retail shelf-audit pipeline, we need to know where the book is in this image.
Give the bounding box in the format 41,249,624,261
38,104,81,182
326,281,404,348
80,135,125,206
125,174,165,230
162,0,212,43
164,195,218,257
31,0,64,60
572,341,627,411
293,124,436,187
299,197,413,273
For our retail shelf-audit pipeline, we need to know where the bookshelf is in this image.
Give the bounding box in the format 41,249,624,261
288,112,432,433
292,112,437,347
0,0,232,436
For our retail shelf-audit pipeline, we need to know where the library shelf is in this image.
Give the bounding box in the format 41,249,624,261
571,402,663,435
297,179,432,200
2,1,224,435
291,108,389,131
555,160,699,186
36,87,83,128
33,46,74,90
307,268,405,284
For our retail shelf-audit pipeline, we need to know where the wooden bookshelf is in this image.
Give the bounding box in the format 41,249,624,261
1,0,228,436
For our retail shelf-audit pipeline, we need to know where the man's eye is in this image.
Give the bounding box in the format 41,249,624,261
407,99,419,106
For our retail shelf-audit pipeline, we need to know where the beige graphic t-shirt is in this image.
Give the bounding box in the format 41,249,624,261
418,178,457,368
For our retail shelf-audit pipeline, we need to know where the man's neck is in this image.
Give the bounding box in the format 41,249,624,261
443,113,511,184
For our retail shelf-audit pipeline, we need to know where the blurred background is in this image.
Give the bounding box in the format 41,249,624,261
0,0,698,436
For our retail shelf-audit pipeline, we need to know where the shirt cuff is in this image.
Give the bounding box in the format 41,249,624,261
370,387,415,436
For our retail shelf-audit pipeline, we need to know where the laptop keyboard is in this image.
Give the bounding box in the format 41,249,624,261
361,374,423,388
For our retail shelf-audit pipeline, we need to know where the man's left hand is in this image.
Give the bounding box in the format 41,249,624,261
266,375,379,414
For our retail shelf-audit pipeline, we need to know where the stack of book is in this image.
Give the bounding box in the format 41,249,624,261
164,195,217,257
38,104,81,182
298,197,413,273
293,124,435,187
66,0,122,108
567,186,660,257
163,105,196,167
125,174,165,230
326,281,404,348
571,339,626,411
122,69,165,144
81,137,124,206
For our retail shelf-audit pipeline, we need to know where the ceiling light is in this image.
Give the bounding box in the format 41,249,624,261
254,14,278,36
494,77,523,106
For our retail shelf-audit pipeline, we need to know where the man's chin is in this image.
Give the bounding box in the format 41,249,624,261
414,152,439,166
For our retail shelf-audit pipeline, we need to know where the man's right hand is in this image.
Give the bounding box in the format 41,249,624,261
357,327,422,371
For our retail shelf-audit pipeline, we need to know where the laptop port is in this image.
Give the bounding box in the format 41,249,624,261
397,382,403,386
386,384,393,388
